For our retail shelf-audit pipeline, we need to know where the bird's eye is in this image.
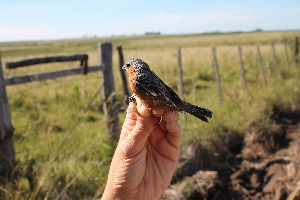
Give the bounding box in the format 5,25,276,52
126,64,131,67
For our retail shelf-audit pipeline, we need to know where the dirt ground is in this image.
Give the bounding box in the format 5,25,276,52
162,106,300,200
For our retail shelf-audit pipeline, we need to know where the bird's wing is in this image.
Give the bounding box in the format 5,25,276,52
135,71,185,109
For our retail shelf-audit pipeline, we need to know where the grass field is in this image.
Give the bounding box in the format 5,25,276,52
1,30,300,199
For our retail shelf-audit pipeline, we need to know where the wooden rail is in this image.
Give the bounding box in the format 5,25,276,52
6,54,88,69
5,65,104,86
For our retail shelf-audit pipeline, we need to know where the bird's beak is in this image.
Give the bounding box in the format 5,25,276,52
122,65,127,71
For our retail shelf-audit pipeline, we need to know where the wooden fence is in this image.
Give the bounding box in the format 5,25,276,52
0,43,119,175
116,37,299,107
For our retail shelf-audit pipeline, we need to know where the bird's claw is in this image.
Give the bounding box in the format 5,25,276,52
127,95,136,103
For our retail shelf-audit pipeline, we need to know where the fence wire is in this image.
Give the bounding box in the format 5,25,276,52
14,82,104,155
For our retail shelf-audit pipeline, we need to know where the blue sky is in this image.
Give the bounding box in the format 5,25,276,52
1,0,299,42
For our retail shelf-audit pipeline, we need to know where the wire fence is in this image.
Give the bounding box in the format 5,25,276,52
13,82,104,155
1,36,299,199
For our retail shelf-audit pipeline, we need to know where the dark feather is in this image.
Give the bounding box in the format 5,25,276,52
135,70,184,109
133,66,213,122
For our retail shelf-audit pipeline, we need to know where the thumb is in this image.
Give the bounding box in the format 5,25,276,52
136,97,151,117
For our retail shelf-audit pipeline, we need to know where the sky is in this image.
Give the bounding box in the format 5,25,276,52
0,0,299,42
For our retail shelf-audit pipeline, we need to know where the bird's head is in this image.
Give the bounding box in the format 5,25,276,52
122,58,150,72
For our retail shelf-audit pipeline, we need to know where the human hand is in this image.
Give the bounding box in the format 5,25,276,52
101,98,181,200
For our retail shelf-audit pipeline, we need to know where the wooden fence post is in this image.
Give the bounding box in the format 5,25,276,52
99,43,119,139
212,47,223,105
177,48,184,99
238,46,247,93
284,41,290,66
295,36,299,63
271,43,282,79
116,46,130,107
256,45,266,89
0,52,16,175
177,48,186,122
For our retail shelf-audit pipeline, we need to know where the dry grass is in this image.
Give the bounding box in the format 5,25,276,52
0,30,300,199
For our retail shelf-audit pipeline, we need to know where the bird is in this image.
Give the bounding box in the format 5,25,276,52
122,58,213,122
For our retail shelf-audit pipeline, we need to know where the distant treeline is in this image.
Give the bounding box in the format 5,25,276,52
145,32,161,35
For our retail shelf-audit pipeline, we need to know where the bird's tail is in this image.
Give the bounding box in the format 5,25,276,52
184,102,213,123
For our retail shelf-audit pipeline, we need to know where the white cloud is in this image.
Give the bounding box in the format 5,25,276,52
0,25,58,42
144,13,182,25
0,2,87,12
103,13,183,36
110,4,259,35
189,9,257,26
0,3,57,11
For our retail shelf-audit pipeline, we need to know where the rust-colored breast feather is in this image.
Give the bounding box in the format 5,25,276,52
126,65,172,111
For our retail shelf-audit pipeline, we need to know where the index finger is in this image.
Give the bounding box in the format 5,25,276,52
136,97,152,117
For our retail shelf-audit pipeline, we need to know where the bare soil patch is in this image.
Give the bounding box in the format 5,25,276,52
163,106,300,200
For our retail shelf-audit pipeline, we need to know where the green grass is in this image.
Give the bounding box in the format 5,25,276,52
1,30,300,199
